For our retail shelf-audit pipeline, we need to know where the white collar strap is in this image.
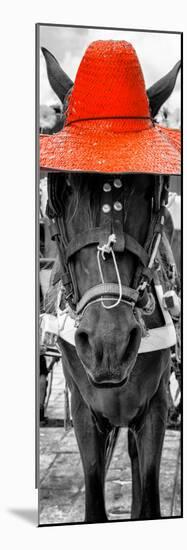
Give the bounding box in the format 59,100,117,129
40,284,176,354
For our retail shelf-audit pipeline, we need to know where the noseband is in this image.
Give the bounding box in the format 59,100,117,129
47,175,170,319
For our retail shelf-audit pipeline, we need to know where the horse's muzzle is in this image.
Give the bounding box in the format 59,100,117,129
75,306,141,386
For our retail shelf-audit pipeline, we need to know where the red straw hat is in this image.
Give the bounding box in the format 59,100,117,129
40,40,181,175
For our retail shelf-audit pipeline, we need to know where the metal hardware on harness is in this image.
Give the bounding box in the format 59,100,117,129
137,280,147,293
163,290,181,319
98,233,116,259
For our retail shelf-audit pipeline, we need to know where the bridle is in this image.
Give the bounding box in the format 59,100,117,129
46,174,170,320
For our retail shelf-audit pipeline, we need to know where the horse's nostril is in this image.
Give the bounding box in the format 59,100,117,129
122,327,141,362
75,318,141,382
76,330,92,358
79,331,89,346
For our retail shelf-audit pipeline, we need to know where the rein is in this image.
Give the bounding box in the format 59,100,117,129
47,175,170,320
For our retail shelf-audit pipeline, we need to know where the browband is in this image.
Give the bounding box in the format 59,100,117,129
66,228,149,267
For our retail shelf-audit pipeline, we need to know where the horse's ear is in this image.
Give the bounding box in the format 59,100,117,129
41,47,73,103
147,61,181,118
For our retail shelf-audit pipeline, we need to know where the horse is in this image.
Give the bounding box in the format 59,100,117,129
40,41,181,522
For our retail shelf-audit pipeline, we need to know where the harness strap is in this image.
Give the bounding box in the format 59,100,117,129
65,228,149,266
140,266,155,282
112,182,125,252
125,234,149,266
66,227,110,258
132,177,165,289
48,220,74,302
76,283,139,314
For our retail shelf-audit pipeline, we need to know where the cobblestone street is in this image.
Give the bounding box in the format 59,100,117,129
39,361,181,525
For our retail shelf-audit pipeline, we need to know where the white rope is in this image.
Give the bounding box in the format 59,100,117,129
97,234,123,309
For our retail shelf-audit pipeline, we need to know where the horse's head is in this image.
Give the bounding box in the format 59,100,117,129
47,171,158,386
75,175,153,385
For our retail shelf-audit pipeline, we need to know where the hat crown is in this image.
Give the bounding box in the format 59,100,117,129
66,40,150,125
40,40,180,175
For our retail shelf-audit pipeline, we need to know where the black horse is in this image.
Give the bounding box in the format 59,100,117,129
40,45,180,522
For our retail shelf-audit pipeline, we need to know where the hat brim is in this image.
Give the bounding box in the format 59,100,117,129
40,122,181,175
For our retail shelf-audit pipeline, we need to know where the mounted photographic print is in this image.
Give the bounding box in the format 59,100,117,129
37,24,182,526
